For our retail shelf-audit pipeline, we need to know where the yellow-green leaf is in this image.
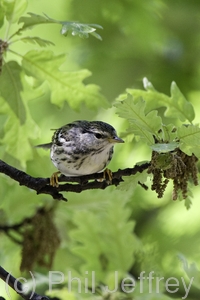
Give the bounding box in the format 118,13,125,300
0,61,26,124
125,78,195,123
22,50,108,110
178,124,200,158
3,0,27,24
115,94,162,145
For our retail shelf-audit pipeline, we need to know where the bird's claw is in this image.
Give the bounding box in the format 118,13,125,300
50,171,61,187
102,168,113,184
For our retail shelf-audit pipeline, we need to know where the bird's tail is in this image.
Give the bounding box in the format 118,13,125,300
35,143,52,150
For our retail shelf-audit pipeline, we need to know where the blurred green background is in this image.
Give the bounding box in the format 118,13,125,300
1,0,200,299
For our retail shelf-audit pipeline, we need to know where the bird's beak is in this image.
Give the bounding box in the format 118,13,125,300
108,136,124,144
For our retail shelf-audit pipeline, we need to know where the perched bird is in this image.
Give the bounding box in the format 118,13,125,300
37,120,124,186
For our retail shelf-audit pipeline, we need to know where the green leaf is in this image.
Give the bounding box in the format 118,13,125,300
178,124,200,158
46,288,76,300
17,36,54,47
45,13,103,40
0,95,40,167
153,152,175,170
125,78,195,123
22,50,108,110
102,199,138,272
183,195,193,210
157,123,178,143
17,12,103,40
69,211,106,281
115,94,162,145
89,31,102,40
69,198,138,283
179,254,200,289
151,142,179,153
60,21,103,40
0,67,40,167
117,168,148,191
0,61,26,124
0,2,5,28
2,0,27,24
170,81,195,122
18,12,52,33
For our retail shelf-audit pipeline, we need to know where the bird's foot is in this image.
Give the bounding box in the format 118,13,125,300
103,168,113,182
50,171,61,187
98,168,113,184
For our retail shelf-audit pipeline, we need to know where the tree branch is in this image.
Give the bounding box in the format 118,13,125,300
0,159,150,201
0,266,48,300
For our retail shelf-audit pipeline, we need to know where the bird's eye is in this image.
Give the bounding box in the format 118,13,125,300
95,133,102,139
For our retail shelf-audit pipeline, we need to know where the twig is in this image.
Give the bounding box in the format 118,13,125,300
0,159,150,201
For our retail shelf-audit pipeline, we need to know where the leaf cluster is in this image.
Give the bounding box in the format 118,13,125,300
115,78,195,149
115,78,199,207
0,1,106,167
